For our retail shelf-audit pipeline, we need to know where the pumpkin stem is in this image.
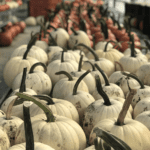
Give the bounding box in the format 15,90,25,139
95,74,111,106
61,51,65,62
80,19,87,32
115,61,124,71
33,95,55,105
29,62,47,74
6,97,19,120
92,34,96,49
78,55,83,71
116,20,122,30
122,72,145,89
23,105,34,150
16,92,55,122
19,68,27,93
85,61,96,71
47,25,57,31
130,35,136,57
104,41,117,52
73,43,99,61
73,70,91,95
70,27,78,35
55,71,73,81
99,19,108,39
93,128,132,150
48,32,57,46
23,34,38,59
95,64,110,86
116,89,137,126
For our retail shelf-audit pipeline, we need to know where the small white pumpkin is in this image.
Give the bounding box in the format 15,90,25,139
25,16,37,26
46,51,78,85
95,41,113,51
29,95,79,123
68,27,91,54
10,45,48,65
12,63,52,95
52,71,89,99
49,25,69,48
89,89,150,150
83,75,131,138
92,64,124,100
0,127,10,150
64,70,95,125
35,40,49,52
15,93,87,150
135,111,150,130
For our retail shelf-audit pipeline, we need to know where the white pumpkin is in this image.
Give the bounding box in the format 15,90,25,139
68,28,91,54
135,111,150,130
3,36,44,88
0,127,10,150
0,97,23,146
29,95,79,123
89,89,150,150
10,45,48,64
86,41,124,64
95,41,113,51
47,46,63,62
136,63,150,86
46,51,78,85
83,75,131,138
117,35,148,73
15,93,87,150
123,47,142,56
25,16,37,26
92,64,124,100
49,25,69,48
123,72,150,108
8,143,55,150
109,71,140,96
52,71,89,99
35,40,48,52
12,63,52,95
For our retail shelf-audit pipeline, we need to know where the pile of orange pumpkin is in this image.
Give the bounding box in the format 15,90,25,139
0,21,26,46
1,0,150,149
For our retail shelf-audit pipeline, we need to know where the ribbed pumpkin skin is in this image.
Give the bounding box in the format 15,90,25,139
15,115,86,150
29,98,79,123
89,118,150,150
10,45,48,64
3,56,43,88
46,59,78,85
12,71,52,95
83,99,131,137
0,128,10,150
8,142,55,150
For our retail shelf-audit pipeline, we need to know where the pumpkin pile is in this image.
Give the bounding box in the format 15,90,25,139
1,0,150,149
0,21,26,46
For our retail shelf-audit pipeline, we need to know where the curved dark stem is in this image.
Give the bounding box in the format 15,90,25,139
122,72,145,89
48,32,57,46
115,61,124,71
23,34,38,59
55,71,73,81
99,19,108,39
23,106,34,150
104,41,116,52
73,70,90,95
85,61,96,71
78,55,83,71
33,95,55,105
73,43,99,61
95,64,110,86
92,34,95,50
70,27,78,35
95,74,111,106
29,62,47,73
61,51,65,62
19,68,27,93
80,19,87,32
130,35,136,57
47,25,57,31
